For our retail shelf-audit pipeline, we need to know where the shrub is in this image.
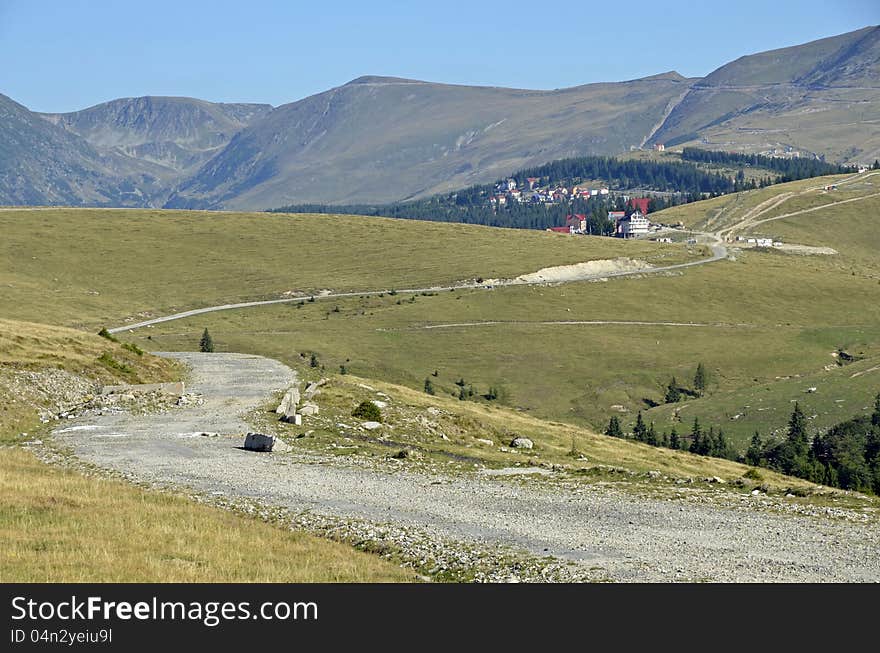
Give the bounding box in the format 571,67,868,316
97,327,118,342
97,352,133,374
743,468,763,481
122,342,143,356
352,400,382,422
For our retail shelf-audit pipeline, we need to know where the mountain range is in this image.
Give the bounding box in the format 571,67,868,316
2,26,878,210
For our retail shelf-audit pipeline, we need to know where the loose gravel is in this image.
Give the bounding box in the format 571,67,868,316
51,352,880,583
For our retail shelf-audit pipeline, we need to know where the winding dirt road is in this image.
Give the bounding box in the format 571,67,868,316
54,352,880,582
107,241,728,334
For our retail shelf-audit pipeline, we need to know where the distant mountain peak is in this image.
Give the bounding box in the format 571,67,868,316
640,71,689,82
344,75,427,86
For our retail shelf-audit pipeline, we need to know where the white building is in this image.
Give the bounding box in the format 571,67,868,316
615,211,650,238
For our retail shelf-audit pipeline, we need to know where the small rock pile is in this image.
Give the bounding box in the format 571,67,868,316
277,379,327,425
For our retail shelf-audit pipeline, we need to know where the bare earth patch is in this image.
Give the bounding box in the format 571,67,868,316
492,257,654,285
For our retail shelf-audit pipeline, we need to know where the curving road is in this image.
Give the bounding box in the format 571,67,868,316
53,352,880,582
107,239,728,334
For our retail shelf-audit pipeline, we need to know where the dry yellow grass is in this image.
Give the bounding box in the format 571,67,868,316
306,372,825,494
0,449,415,582
0,318,415,583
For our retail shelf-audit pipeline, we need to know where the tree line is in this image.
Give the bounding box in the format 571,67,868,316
269,149,843,231
680,147,853,182
606,388,880,494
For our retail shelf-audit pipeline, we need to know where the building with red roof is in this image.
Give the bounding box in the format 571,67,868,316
628,197,651,214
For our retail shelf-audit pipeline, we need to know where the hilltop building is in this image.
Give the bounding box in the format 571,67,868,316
615,210,650,238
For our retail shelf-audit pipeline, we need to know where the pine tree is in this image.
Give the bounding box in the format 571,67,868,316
779,402,810,476
715,429,730,459
646,422,658,446
605,416,623,438
665,376,681,403
669,427,680,450
424,378,435,395
633,412,647,442
693,362,707,397
746,431,764,466
310,353,319,368
199,328,214,353
689,417,703,454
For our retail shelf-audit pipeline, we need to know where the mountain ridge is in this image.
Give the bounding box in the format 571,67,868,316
2,26,878,209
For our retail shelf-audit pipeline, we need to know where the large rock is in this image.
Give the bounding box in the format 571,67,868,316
275,386,301,415
243,432,276,452
510,437,534,450
299,403,319,416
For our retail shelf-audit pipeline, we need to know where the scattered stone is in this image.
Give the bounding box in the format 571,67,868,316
280,413,303,426
647,470,662,479
303,382,320,400
371,400,388,409
510,437,534,450
361,421,382,430
243,432,276,452
706,476,725,484
474,438,495,447
299,403,319,416
426,407,441,416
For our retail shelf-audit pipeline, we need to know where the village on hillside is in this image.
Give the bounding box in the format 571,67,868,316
489,177,666,239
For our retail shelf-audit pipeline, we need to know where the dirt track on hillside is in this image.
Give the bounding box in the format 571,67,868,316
54,352,880,583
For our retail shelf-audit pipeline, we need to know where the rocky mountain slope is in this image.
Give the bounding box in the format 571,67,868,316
43,97,272,177
0,93,155,206
165,72,694,209
649,26,880,163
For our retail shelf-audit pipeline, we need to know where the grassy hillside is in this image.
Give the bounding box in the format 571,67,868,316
0,318,414,582
4,177,879,459
98,174,880,453
0,318,180,445
133,244,880,449
0,208,698,327
250,366,827,495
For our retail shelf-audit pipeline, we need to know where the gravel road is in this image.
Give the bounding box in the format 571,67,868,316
106,243,727,334
54,353,880,582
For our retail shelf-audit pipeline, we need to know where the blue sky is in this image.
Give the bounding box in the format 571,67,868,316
1,0,877,112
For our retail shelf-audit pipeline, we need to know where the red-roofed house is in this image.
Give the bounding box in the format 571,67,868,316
629,198,651,215
548,226,573,234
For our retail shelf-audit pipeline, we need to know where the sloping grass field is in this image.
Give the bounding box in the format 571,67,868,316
0,208,695,328
2,172,880,583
